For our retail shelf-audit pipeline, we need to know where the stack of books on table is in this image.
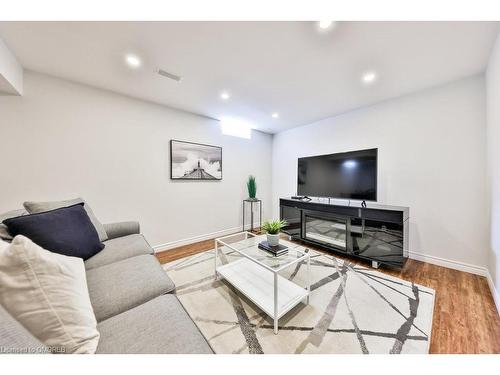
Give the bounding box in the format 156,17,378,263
258,241,289,257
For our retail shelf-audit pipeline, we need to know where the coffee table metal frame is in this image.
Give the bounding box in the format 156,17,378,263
214,232,310,334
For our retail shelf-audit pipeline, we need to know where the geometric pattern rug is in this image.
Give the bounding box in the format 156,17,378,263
163,248,435,354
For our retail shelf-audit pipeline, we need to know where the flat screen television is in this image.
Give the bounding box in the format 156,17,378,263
297,148,377,201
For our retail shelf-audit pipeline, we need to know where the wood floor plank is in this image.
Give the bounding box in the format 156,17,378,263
155,233,500,354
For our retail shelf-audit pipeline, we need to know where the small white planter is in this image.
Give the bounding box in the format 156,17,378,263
267,233,280,246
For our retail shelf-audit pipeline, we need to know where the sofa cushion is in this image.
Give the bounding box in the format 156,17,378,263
0,300,49,354
0,236,100,354
3,203,104,260
86,254,175,322
96,294,212,354
0,209,27,241
84,234,153,270
23,197,108,242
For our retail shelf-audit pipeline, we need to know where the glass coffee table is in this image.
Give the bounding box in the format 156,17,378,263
215,232,310,334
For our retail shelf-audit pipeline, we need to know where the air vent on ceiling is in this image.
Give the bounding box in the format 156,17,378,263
156,68,182,82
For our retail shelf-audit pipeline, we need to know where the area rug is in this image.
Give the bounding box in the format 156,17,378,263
163,246,435,354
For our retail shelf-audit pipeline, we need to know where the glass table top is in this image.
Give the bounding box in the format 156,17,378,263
216,233,309,271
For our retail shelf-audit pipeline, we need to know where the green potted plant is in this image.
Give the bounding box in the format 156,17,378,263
247,175,257,200
262,219,287,246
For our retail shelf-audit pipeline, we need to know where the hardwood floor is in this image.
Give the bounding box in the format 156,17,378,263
156,232,500,354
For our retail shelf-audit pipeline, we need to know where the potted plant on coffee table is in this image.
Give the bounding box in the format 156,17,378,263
261,219,288,246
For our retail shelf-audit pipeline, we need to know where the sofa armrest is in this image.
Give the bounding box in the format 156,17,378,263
103,221,140,240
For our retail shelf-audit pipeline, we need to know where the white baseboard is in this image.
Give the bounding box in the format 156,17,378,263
409,250,499,315
486,271,500,316
153,222,261,252
408,250,488,276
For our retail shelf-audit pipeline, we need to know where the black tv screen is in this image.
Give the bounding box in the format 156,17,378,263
297,148,377,201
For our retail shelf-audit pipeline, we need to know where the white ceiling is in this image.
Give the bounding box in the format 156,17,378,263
0,21,499,133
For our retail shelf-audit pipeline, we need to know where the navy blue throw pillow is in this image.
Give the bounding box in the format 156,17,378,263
3,203,104,260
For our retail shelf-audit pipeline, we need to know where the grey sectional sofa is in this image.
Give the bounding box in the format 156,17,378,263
0,213,213,354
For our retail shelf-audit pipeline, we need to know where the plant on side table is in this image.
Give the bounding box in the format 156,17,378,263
262,219,287,246
247,175,257,200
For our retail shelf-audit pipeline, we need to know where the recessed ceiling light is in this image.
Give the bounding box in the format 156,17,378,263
362,71,377,84
318,21,333,30
220,91,230,100
272,113,279,119
125,54,141,68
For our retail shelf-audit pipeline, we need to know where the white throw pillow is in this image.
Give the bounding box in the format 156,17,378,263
0,235,100,353
0,238,8,250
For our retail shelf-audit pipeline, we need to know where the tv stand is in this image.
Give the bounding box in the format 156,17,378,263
280,198,409,269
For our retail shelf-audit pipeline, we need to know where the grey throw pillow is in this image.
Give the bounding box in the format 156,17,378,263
23,198,108,242
0,209,28,241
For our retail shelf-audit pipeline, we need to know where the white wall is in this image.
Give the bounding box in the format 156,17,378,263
272,76,488,269
0,36,23,95
0,71,273,247
0,69,492,276
486,34,500,298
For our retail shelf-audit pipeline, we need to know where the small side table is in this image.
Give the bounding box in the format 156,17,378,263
242,199,262,233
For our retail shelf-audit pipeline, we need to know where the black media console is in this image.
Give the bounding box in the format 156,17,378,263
280,198,409,269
